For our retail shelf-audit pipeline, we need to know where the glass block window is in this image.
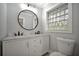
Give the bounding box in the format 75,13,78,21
47,3,70,32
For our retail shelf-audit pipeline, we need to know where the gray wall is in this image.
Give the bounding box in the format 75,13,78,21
0,3,7,55
7,3,43,37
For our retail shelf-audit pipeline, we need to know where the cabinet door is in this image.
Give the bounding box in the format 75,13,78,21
29,37,42,56
42,36,49,54
3,39,29,56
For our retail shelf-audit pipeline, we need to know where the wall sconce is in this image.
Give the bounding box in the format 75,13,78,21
20,3,38,14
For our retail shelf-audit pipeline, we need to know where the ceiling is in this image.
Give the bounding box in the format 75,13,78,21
28,3,56,9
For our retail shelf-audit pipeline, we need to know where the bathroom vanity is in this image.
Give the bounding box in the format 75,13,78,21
2,34,49,56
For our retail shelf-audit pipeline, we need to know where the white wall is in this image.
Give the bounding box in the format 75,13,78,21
42,4,57,32
72,3,79,55
0,3,7,55
7,3,43,37
42,3,79,55
0,3,7,40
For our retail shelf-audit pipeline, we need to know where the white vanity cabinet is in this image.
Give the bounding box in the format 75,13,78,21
3,39,29,56
29,37,43,56
29,36,49,56
2,34,49,56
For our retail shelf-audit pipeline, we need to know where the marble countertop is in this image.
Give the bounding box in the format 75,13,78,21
2,34,49,41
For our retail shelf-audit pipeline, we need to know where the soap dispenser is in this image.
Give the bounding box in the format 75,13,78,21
21,32,23,36
18,31,20,36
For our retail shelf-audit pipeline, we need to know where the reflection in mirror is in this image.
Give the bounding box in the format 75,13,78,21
18,10,38,30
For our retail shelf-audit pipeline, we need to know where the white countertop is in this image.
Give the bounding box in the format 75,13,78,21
2,34,49,41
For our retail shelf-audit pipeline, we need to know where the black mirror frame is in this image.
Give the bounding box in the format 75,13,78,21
17,10,38,30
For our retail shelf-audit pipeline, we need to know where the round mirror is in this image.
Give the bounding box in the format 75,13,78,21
18,10,38,30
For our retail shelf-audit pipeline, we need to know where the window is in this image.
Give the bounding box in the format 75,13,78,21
47,3,72,33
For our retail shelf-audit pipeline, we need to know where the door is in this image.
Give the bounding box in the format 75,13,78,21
29,37,42,56
3,39,29,56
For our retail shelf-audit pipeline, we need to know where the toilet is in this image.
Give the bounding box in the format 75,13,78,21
50,37,75,56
